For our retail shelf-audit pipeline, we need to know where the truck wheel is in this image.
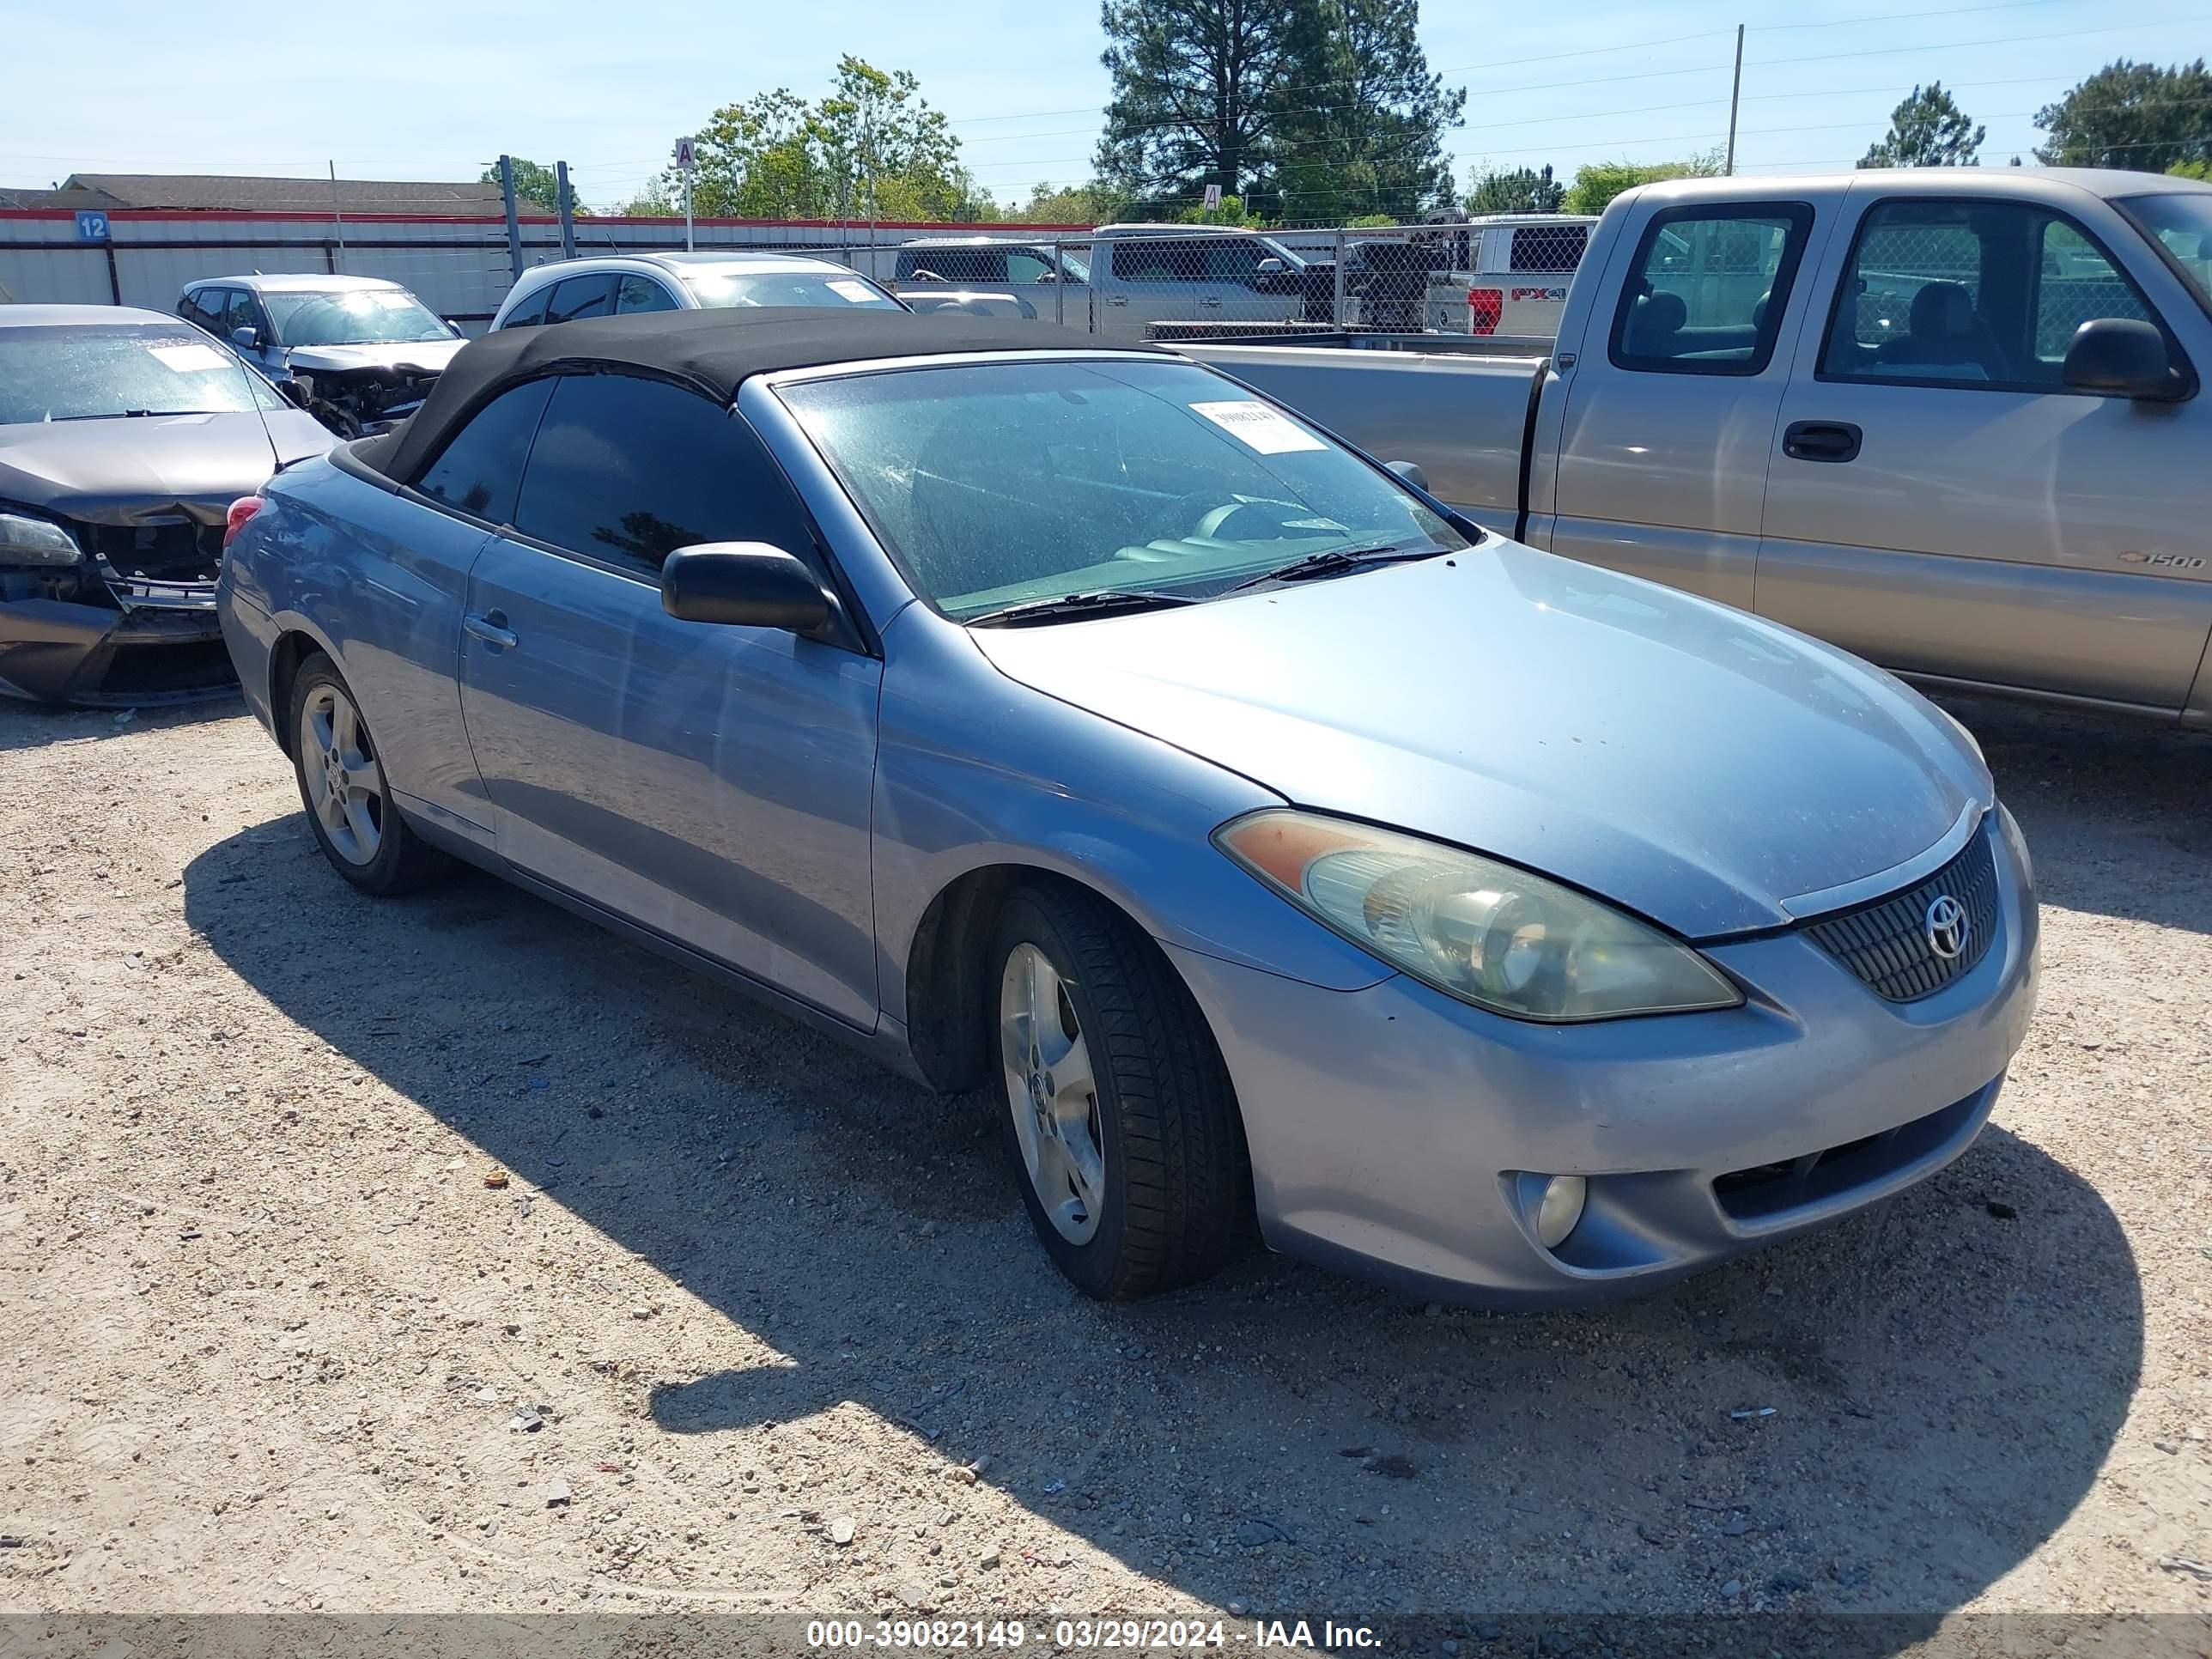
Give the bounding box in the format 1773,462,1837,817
991,880,1251,1299
289,653,447,896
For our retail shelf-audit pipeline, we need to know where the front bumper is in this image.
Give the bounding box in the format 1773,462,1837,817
0,590,234,707
1166,810,2039,1307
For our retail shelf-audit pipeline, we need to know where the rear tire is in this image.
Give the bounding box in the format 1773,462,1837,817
990,881,1251,1299
288,653,447,896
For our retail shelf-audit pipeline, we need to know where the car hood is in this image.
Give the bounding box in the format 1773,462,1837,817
967,542,1987,939
0,411,285,523
280,338,465,375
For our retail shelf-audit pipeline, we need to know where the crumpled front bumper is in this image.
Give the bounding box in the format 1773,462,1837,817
0,588,234,707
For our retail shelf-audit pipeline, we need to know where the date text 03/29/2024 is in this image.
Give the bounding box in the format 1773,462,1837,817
802,1618,1382,1649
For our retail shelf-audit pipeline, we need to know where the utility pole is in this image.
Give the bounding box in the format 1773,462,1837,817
556,160,577,260
1724,24,1745,176
669,137,699,252
498,155,524,283
862,95,877,281
327,160,347,273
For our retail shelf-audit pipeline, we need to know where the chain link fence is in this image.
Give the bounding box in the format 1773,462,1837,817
873,216,1595,345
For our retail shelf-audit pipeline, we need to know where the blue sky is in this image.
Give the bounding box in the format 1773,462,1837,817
3,0,2204,210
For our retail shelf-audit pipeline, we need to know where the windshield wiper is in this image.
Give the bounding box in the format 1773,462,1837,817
1229,543,1449,592
965,589,1200,628
53,409,229,422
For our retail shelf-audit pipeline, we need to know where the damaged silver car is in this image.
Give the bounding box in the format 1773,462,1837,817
0,306,331,707
179,274,465,436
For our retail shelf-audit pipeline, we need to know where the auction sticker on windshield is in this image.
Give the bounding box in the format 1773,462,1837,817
148,343,228,373
1189,399,1326,455
828,280,878,304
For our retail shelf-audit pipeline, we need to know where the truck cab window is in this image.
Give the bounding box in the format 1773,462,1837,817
1608,205,1809,376
1820,199,2159,390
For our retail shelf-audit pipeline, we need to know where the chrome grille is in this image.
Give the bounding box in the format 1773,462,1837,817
1805,823,1998,1001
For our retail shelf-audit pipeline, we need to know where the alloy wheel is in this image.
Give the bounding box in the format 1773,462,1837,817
999,941,1106,1244
297,683,384,866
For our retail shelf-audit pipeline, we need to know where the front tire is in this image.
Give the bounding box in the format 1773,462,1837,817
289,653,447,895
991,881,1251,1300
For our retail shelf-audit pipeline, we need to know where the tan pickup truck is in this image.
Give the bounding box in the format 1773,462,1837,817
1185,169,2212,725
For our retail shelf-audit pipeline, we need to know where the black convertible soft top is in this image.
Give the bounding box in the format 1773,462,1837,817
360,307,1144,483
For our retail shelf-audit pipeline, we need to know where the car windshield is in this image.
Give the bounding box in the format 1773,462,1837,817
263,288,452,346
0,325,265,424
683,270,904,310
2118,191,2212,316
778,357,1470,620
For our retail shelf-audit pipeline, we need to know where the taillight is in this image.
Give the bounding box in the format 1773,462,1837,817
1467,289,1503,336
223,495,264,550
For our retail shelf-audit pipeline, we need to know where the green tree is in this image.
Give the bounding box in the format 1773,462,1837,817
653,58,981,222
1172,191,1267,226
1560,152,1723,216
2171,159,2212,180
1097,0,1291,207
615,181,679,217
1268,0,1465,223
1465,162,1564,215
1859,82,1984,167
481,157,586,216
1006,180,1132,223
2037,59,2212,171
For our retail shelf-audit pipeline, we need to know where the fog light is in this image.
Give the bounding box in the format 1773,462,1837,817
1534,1176,1587,1249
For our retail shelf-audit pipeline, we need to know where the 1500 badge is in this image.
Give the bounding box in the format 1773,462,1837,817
2118,550,2206,568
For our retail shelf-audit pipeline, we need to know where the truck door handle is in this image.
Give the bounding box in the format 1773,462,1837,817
1103,295,1127,306
1783,420,1863,463
464,609,517,651
1199,296,1223,308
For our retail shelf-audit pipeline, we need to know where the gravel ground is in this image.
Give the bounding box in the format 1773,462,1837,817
1,690,2208,1650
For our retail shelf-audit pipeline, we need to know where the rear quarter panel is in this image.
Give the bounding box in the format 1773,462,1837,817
231,453,494,833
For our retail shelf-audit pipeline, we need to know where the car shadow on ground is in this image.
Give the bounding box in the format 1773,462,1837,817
1938,693,2212,936
0,689,241,753
182,796,2143,1642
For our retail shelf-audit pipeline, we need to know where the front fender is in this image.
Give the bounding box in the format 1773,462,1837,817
870,609,1392,1031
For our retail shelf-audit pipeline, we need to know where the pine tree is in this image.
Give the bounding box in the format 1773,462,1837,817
1860,83,1985,168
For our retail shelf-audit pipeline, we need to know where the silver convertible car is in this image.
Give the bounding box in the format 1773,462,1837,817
216,309,2039,1305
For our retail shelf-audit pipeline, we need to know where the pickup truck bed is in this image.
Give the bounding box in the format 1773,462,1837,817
1184,342,1547,538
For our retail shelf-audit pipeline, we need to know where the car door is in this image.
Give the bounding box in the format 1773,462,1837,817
1196,237,1299,328
456,371,883,1027
217,289,279,373
1756,183,2212,710
1105,238,1204,338
319,378,557,841
1546,199,1820,610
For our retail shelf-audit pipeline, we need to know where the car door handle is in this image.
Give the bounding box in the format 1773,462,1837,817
1783,420,1863,463
1103,294,1127,306
1199,296,1224,308
464,610,517,651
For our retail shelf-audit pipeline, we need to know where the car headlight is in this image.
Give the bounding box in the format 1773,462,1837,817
0,509,82,568
1213,809,1742,1023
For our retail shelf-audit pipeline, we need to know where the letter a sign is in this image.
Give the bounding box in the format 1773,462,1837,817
673,137,698,172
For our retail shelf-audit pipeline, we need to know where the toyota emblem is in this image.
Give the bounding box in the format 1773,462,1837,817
1924,893,1968,961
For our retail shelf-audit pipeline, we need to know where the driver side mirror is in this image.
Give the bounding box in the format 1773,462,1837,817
661,543,836,635
230,325,260,351
1255,257,1285,276
1386,459,1431,493
2063,318,2185,400
278,377,313,410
